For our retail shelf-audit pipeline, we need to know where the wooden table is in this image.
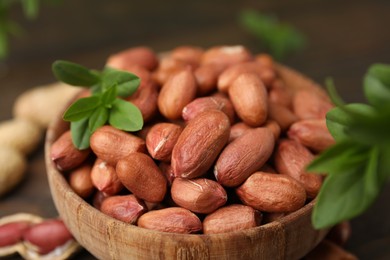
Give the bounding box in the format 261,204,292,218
1,0,390,259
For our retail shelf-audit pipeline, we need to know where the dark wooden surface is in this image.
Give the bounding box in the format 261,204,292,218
1,0,390,259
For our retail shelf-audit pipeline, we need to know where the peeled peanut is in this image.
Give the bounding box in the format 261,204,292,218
201,45,253,69
106,46,158,71
50,130,90,171
158,67,197,120
215,127,274,187
0,146,26,196
23,219,74,255
274,139,323,198
68,163,94,199
236,172,307,212
228,73,268,127
116,153,167,203
293,90,334,120
91,159,123,195
182,96,235,124
146,122,182,162
90,125,145,165
171,178,227,214
172,110,230,179
203,204,261,234
137,207,202,234
287,119,335,152
0,118,42,155
100,195,147,224
13,82,79,128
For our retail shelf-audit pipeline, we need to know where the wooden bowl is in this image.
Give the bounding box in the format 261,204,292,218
45,64,329,260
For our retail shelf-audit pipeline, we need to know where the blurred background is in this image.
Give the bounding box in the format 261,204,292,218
1,0,390,259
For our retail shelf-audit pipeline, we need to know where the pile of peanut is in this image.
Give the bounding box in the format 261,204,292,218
51,45,335,234
0,213,79,259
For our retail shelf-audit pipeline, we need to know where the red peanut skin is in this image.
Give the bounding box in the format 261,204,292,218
171,110,230,179
182,96,236,124
100,194,147,224
215,127,275,187
274,139,323,198
236,172,307,212
171,178,227,214
228,73,268,127
90,125,146,166
137,207,202,234
23,219,73,255
146,122,182,162
0,221,30,247
50,130,90,171
116,153,167,203
203,204,261,234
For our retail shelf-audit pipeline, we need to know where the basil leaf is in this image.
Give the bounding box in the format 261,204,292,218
364,74,390,109
312,150,381,229
109,99,143,131
52,60,100,87
326,112,348,141
307,140,368,174
100,85,117,106
102,68,140,98
368,63,390,88
88,106,108,133
70,118,91,150
63,96,100,122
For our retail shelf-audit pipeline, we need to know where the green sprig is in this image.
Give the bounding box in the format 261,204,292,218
307,64,390,229
52,60,143,150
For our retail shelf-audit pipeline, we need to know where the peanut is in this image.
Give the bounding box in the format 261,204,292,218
263,120,281,141
146,122,182,161
137,207,202,234
194,64,224,95
0,221,30,247
172,110,230,179
171,178,227,214
50,130,90,171
100,194,147,224
90,125,145,165
68,163,94,199
268,102,298,131
23,219,74,255
182,96,236,124
236,172,307,212
203,204,261,234
153,55,192,85
0,118,42,155
0,146,26,196
228,122,252,143
91,159,123,196
268,79,293,108
158,67,197,119
171,46,204,68
116,152,167,203
106,46,158,71
201,45,253,69
127,81,159,122
293,90,334,120
228,73,268,127
215,127,274,187
287,119,335,152
274,139,323,198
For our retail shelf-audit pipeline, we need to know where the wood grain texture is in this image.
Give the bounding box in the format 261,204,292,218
44,65,328,260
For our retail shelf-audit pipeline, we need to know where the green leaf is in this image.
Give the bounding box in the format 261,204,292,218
52,60,100,87
21,0,39,19
367,63,390,88
109,99,143,131
102,68,140,98
364,74,390,109
0,24,7,59
70,118,91,150
63,96,100,122
88,106,108,133
100,85,117,106
307,140,368,174
312,148,381,229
